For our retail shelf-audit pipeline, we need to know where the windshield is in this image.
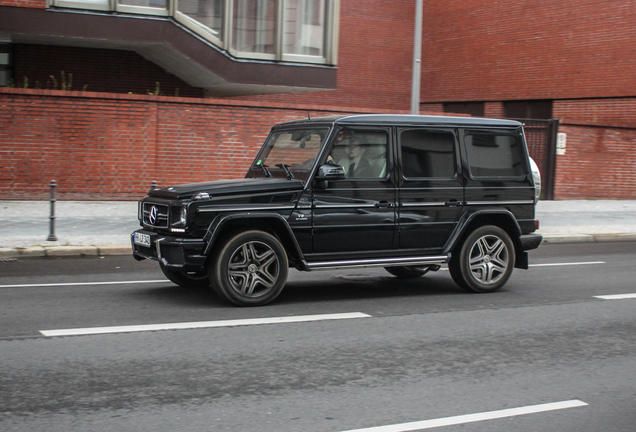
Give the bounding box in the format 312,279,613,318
247,127,330,181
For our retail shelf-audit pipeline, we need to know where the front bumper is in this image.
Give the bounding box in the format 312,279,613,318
131,229,207,271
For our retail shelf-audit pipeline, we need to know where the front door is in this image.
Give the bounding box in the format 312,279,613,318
312,127,396,255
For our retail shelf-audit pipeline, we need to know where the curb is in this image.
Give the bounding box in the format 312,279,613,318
0,245,131,258
540,233,636,244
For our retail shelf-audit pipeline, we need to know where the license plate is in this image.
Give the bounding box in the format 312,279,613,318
134,232,151,247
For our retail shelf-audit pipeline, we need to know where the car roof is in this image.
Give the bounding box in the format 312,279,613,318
275,114,523,128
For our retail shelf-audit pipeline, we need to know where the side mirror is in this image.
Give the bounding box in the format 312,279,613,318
316,164,346,181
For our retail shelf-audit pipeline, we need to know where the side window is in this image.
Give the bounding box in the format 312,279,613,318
400,129,456,179
328,129,389,179
464,131,524,178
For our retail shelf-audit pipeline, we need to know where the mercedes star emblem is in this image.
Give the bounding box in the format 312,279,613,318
149,206,158,225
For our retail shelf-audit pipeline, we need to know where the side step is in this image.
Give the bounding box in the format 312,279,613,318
305,255,450,271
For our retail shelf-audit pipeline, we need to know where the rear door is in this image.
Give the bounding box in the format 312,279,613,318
397,127,464,251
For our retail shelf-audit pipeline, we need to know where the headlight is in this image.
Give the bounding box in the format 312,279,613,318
170,205,187,227
529,157,541,203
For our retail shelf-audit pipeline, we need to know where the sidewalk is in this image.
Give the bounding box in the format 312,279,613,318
1,200,636,258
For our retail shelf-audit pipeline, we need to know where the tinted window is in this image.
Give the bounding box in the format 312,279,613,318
465,132,524,178
400,129,456,178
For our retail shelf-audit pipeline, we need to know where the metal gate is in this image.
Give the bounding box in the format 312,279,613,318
508,118,559,200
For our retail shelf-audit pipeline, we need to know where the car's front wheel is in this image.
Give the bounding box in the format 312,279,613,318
210,230,288,306
449,225,515,293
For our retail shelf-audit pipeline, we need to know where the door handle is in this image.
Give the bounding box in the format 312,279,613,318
374,201,395,208
445,200,462,207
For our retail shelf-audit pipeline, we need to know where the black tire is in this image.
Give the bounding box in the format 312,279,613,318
384,266,431,279
449,225,515,293
160,263,210,289
209,230,288,306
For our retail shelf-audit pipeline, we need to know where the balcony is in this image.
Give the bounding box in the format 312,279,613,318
0,0,339,96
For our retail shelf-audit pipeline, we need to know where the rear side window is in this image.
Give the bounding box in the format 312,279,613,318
400,129,456,179
464,131,524,178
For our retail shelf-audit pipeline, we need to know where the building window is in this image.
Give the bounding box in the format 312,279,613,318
0,43,11,87
119,0,168,7
284,0,326,57
504,100,553,119
232,0,277,55
443,102,485,117
50,0,338,65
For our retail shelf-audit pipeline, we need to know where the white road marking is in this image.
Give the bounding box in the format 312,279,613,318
529,261,605,267
339,400,588,432
39,312,372,337
594,293,636,300
2,261,606,288
0,280,171,288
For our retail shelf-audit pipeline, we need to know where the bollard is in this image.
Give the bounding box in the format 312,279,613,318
47,180,58,241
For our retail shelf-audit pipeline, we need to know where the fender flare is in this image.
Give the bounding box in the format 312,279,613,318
444,209,523,255
202,212,306,264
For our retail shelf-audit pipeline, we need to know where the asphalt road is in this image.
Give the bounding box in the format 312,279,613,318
1,242,635,431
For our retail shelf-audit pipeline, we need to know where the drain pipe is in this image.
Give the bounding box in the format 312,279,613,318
411,0,424,115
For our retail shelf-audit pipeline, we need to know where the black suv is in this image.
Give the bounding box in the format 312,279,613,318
132,115,542,306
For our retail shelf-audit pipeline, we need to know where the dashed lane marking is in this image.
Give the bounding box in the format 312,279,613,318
594,293,636,300
529,261,605,267
338,399,589,432
39,312,372,337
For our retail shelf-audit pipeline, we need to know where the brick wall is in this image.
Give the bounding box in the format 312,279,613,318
3,89,635,200
0,88,411,200
553,98,636,199
419,0,636,103
0,0,44,8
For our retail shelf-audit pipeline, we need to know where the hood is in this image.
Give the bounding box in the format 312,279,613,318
148,178,304,200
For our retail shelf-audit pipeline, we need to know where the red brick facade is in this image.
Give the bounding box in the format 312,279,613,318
553,99,636,199
0,88,409,200
0,0,43,8
2,0,636,199
419,0,636,103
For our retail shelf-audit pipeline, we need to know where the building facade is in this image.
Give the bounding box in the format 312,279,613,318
1,0,635,199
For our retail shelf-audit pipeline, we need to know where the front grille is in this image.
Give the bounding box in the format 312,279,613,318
143,203,169,228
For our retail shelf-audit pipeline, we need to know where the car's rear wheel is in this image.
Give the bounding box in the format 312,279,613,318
210,230,288,306
384,266,432,279
160,263,210,289
449,225,515,293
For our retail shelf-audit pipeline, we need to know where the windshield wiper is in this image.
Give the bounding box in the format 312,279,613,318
259,163,272,178
275,164,295,180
